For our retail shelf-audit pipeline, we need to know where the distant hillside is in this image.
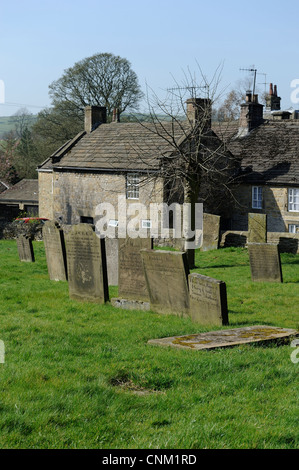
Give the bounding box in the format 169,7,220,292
0,115,37,138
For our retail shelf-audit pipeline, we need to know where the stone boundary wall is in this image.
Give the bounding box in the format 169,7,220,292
220,230,299,254
1,220,44,240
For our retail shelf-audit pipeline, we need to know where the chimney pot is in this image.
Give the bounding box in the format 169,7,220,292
265,82,281,111
245,91,252,102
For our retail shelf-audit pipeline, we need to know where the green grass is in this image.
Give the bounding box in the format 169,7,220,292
0,240,298,449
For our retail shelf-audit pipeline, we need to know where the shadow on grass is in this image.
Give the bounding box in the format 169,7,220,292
192,264,248,270
282,258,299,265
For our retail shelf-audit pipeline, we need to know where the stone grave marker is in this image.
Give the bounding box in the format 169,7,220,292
248,213,267,243
201,213,220,251
248,243,283,282
16,234,35,262
65,224,109,303
42,221,67,281
118,237,153,301
148,326,298,351
141,250,190,316
188,273,229,325
105,238,118,286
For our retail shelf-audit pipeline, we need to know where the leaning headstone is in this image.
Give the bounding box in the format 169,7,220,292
201,213,220,251
42,221,67,281
189,273,229,325
118,237,153,301
248,243,282,282
141,250,190,317
105,238,118,286
16,235,35,262
64,224,109,303
248,213,267,243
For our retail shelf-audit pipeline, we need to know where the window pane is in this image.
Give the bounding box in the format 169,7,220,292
289,224,299,233
288,188,299,211
126,173,140,199
252,186,262,209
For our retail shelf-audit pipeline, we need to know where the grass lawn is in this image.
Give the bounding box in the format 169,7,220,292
0,240,298,449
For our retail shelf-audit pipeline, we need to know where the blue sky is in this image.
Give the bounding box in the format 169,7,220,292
1,0,299,115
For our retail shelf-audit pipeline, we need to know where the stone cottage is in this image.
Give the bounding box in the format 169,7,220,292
37,100,233,235
38,85,299,236
228,86,299,233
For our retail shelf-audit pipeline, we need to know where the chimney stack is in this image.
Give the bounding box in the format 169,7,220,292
84,106,107,133
186,98,212,130
265,83,281,112
238,92,264,136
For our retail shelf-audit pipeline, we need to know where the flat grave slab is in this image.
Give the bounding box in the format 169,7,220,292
148,325,298,351
111,298,150,311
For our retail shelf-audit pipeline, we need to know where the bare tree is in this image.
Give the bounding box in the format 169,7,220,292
131,65,239,267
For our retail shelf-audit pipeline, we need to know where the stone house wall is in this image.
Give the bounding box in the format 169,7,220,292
38,171,54,220
39,169,165,227
231,184,299,232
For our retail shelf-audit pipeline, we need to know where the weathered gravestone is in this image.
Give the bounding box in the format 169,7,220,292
16,234,35,262
118,237,153,301
248,213,267,243
65,224,109,303
148,326,298,351
189,273,229,326
201,213,220,251
42,221,67,281
141,250,190,317
248,243,283,282
105,238,118,286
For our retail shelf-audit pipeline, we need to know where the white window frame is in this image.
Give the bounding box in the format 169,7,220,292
126,173,140,200
252,186,263,209
288,188,299,212
288,224,299,233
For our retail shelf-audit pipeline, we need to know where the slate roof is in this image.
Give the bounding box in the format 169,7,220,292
228,120,299,186
0,179,38,204
38,121,214,172
38,116,299,187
